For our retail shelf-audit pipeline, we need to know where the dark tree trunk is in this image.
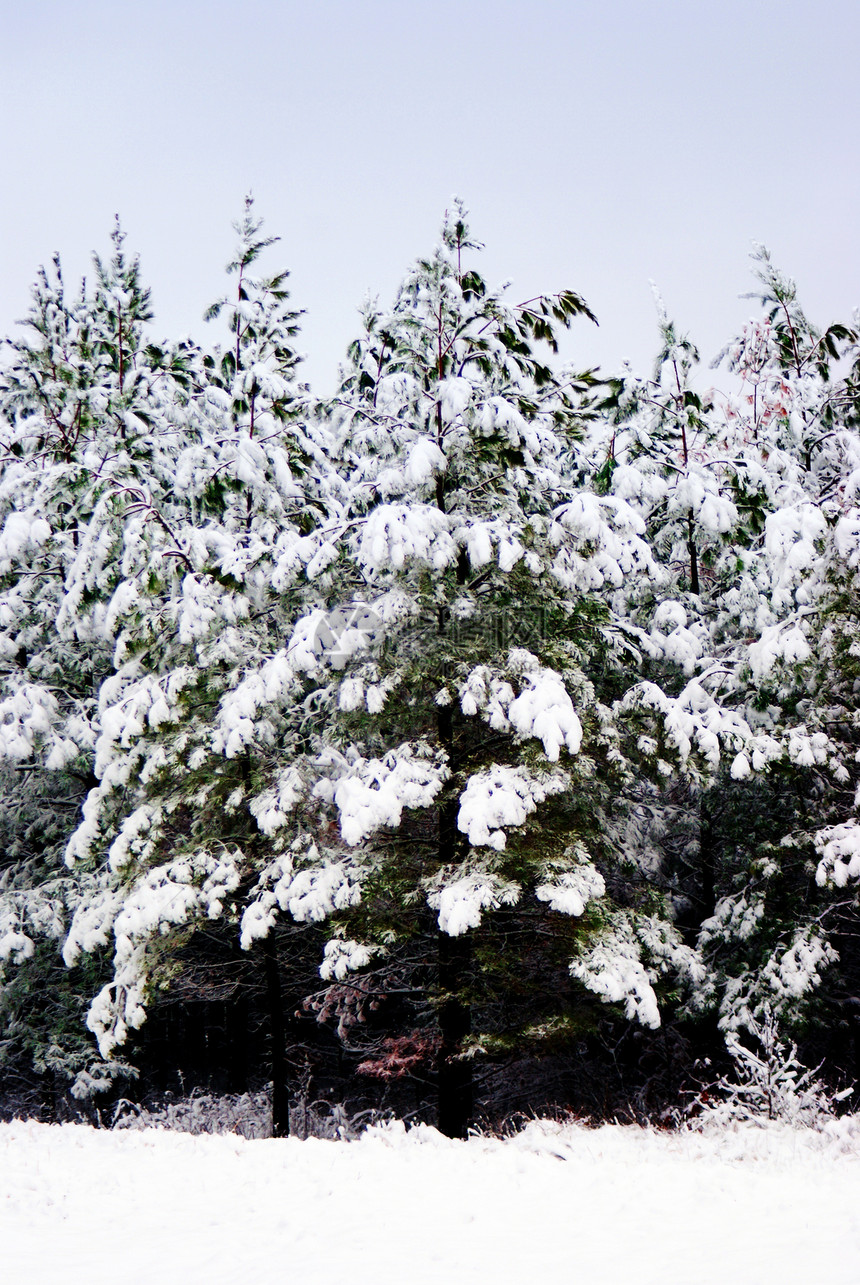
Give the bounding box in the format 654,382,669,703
431,532,475,1139
699,794,717,923
435,706,474,1138
263,940,290,1137
686,513,700,595
437,930,473,1138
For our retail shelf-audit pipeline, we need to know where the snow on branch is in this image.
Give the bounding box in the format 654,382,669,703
571,914,704,1030
212,650,301,758
815,819,860,887
549,493,655,593
0,683,60,762
80,850,242,1057
319,937,382,981
571,921,663,1029
535,845,605,916
457,764,568,851
620,677,747,773
356,503,456,574
0,509,51,573
240,841,363,949
425,868,521,936
314,742,449,847
458,652,583,761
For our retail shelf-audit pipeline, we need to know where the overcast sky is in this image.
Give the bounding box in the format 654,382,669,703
1,0,857,391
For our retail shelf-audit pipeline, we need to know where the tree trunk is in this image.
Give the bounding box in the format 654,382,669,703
686,513,700,595
699,794,716,922
435,709,473,1138
263,940,290,1137
437,930,473,1138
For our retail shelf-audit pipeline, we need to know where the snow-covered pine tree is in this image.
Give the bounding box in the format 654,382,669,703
589,294,765,1035
50,204,344,1130
0,224,201,1098
602,252,860,1059
683,255,858,1048
203,195,305,436
699,253,860,1046
231,203,726,1135
690,1005,845,1127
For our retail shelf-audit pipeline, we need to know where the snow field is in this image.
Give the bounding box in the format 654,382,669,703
1,1118,859,1285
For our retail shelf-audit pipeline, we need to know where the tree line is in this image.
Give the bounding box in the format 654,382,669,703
0,199,859,1136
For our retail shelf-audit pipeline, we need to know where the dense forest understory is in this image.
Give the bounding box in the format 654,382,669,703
1,201,860,1136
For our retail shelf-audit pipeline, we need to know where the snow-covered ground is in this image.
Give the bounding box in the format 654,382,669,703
2,1117,859,1284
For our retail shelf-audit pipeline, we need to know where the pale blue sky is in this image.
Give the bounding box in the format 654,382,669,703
1,0,858,390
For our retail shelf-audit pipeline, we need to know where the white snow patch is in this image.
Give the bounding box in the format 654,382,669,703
426,870,521,935
536,858,605,916
457,765,567,850
1,1119,859,1285
318,744,448,846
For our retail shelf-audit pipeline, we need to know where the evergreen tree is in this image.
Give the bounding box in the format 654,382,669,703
233,204,722,1135
54,206,336,1130
604,253,860,1055
0,225,197,1098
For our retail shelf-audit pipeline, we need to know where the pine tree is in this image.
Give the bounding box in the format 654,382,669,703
46,204,345,1134
232,204,719,1135
0,226,198,1099
609,254,860,1052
